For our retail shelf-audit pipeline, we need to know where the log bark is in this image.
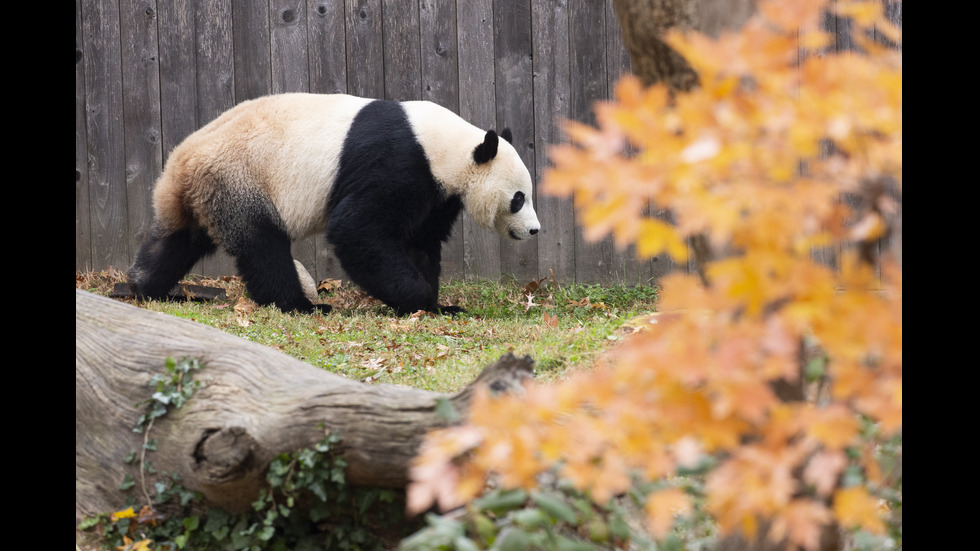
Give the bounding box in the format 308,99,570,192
75,290,533,523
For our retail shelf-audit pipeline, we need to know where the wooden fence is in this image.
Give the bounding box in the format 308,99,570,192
76,0,678,286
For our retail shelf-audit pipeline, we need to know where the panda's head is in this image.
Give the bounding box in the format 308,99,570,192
467,128,541,241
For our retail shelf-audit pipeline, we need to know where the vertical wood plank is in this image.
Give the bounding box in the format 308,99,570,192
420,0,465,280
81,0,129,272
308,0,349,281
531,0,574,282
158,0,198,156
233,0,273,102
271,0,311,94
308,0,348,94
569,0,616,284
495,0,538,284
383,0,422,101
457,0,500,280
346,0,384,99
196,2,236,138
76,0,92,271
119,0,163,268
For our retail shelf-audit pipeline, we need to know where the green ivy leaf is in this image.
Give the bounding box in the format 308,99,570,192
183,516,200,531
435,397,460,422
119,474,135,491
258,525,276,542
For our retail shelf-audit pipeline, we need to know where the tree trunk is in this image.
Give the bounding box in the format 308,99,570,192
611,0,757,91
75,290,532,522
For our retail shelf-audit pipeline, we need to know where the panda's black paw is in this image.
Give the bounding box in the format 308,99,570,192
313,303,333,315
433,305,466,317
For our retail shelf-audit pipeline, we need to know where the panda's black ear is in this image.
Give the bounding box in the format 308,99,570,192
500,128,513,144
473,130,499,164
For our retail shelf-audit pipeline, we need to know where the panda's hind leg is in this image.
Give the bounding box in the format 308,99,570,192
128,226,217,300
215,193,329,314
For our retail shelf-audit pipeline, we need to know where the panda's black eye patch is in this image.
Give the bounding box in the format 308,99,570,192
510,191,525,214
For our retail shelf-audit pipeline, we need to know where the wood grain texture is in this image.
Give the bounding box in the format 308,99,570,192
76,0,91,271
457,0,500,280
81,0,128,271
75,0,669,286
495,0,538,283
531,0,575,282
420,0,465,280
346,0,384,98
119,0,163,260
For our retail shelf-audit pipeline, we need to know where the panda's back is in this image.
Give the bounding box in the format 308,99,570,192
159,94,374,240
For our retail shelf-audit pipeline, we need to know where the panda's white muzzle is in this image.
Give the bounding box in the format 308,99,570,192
504,207,541,240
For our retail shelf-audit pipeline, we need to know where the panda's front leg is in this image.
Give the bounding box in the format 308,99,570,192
328,212,440,316
406,239,465,316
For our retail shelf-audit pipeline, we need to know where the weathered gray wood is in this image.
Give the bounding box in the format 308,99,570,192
232,0,273,102
76,290,533,521
158,0,198,155
420,0,466,280
569,0,619,284
119,0,163,266
76,0,655,285
495,0,539,284
383,0,422,101
458,0,500,280
81,0,129,272
271,0,311,94
346,0,384,98
308,0,349,95
76,0,92,272
531,0,575,283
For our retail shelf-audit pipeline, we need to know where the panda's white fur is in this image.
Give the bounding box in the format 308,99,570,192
130,93,540,315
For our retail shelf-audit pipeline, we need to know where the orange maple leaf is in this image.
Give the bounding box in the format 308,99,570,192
768,499,833,551
645,488,693,539
833,486,886,534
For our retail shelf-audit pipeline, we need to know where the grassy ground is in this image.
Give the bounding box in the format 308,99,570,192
76,269,659,392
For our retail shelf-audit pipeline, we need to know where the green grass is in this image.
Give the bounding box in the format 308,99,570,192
78,270,659,393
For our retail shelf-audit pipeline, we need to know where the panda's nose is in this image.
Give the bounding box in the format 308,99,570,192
529,228,538,235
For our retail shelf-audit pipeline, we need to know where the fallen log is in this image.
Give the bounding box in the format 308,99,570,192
75,289,533,523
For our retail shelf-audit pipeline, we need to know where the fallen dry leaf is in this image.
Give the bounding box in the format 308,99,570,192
234,297,255,327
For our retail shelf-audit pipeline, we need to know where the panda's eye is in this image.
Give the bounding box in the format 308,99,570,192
510,191,525,214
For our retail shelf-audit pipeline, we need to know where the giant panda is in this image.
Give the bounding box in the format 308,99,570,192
127,93,541,315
